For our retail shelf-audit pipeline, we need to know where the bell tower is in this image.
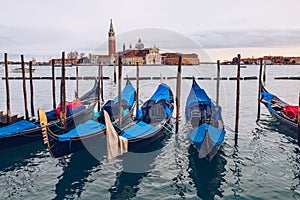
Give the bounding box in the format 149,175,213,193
108,19,116,56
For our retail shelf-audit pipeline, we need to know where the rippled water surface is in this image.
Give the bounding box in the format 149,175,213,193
0,64,299,199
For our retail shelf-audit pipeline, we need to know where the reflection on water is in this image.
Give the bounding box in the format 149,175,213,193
188,145,227,200
109,132,171,199
53,150,103,200
0,141,48,199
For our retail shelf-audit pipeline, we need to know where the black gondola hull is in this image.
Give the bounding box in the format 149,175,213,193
0,103,95,150
45,108,134,158
127,121,171,153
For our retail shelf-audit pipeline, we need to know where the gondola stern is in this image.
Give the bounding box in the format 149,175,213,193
38,109,51,148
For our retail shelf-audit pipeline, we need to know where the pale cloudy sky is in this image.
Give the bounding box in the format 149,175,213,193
1,0,300,61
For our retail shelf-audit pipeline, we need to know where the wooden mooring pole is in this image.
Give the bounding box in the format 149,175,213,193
136,62,140,119
4,53,11,124
256,58,263,122
21,55,29,120
60,52,66,130
52,59,56,109
113,60,117,84
75,64,79,99
29,61,35,117
298,93,300,146
234,54,241,146
118,56,123,127
97,65,101,112
216,60,220,106
263,61,266,84
175,55,182,133
100,64,104,102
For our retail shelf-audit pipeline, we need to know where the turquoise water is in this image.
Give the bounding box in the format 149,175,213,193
0,64,299,199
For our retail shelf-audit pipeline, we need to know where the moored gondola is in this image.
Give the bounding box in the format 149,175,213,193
39,80,136,158
260,84,298,137
0,80,99,150
105,83,174,159
185,79,226,161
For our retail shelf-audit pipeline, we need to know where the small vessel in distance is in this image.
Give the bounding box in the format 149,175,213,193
11,67,36,73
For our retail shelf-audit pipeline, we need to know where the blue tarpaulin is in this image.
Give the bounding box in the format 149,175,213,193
114,82,136,106
121,121,158,139
189,123,225,146
149,83,173,102
261,92,273,103
186,81,211,109
0,120,39,139
57,120,105,141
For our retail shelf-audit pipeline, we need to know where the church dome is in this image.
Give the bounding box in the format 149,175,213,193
135,38,144,50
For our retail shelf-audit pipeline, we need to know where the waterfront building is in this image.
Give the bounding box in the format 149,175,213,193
161,53,199,65
90,20,199,66
119,38,162,65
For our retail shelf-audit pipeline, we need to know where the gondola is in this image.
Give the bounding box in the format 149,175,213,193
38,79,136,158
260,83,298,137
0,80,99,150
105,83,174,159
185,79,226,161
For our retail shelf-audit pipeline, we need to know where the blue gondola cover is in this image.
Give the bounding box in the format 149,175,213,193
0,120,39,139
121,121,158,139
189,123,225,147
57,120,105,141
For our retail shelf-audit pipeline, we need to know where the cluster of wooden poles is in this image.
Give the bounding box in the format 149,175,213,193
2,52,299,146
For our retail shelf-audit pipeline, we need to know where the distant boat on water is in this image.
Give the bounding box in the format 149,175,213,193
54,64,73,67
11,67,36,73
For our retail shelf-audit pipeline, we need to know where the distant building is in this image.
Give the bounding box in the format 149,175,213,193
162,53,199,65
119,38,162,65
91,19,117,65
90,20,199,66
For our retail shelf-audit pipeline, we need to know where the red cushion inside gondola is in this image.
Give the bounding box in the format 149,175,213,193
283,105,298,120
55,99,83,116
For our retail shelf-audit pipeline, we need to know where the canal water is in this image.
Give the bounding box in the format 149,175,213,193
0,64,299,199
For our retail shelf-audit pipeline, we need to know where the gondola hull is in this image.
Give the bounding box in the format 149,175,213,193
260,85,298,138
0,80,99,150
185,79,226,161
44,110,134,158
0,103,95,150
264,104,298,136
126,120,172,153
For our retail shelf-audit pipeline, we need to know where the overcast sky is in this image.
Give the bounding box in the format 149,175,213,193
1,0,300,61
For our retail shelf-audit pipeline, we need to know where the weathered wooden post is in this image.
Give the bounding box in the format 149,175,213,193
176,55,182,133
97,65,101,112
75,64,79,99
113,60,117,84
4,53,11,124
118,56,123,127
263,61,266,84
216,60,220,106
256,58,263,122
60,52,66,130
21,55,29,120
234,54,241,146
29,61,35,117
100,64,104,102
136,62,140,119
298,92,300,145
52,59,56,109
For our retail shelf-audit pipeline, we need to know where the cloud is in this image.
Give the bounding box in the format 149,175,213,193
190,29,300,49
0,25,97,57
